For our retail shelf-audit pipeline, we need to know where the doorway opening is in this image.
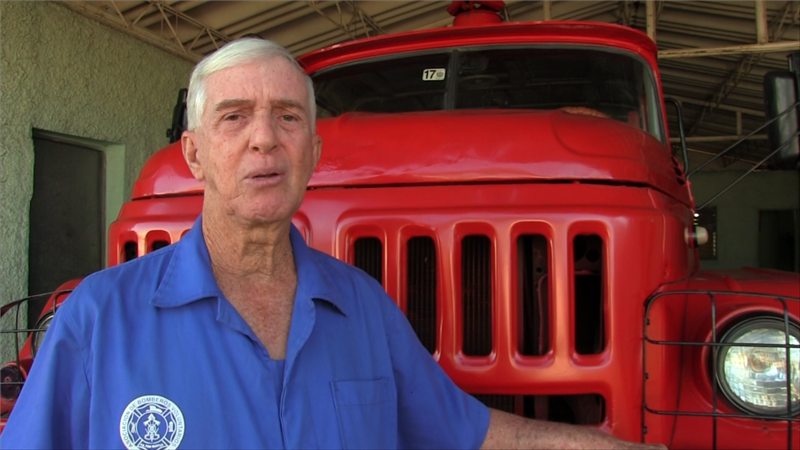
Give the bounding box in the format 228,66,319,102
758,209,799,272
27,130,124,326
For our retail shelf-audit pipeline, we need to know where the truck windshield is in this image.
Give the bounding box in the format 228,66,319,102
313,46,664,142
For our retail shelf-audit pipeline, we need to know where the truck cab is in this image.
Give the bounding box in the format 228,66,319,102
3,2,798,448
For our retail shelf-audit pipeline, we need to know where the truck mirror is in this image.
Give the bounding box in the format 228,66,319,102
166,88,188,144
664,98,689,173
763,71,799,170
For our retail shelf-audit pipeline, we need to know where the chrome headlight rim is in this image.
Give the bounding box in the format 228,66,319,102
30,312,54,358
715,316,800,417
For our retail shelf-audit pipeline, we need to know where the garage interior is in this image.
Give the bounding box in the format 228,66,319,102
1,0,799,327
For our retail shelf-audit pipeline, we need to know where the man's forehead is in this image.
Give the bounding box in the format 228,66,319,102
205,60,309,108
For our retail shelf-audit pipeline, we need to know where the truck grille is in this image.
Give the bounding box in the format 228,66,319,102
518,234,549,356
406,237,437,354
462,235,493,356
573,234,605,355
353,237,383,284
344,225,616,427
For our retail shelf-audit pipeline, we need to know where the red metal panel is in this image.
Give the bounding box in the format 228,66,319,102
132,112,690,210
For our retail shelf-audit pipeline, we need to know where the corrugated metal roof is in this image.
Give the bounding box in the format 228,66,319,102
75,1,800,166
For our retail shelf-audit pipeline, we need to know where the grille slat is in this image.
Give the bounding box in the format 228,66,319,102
407,237,437,353
462,235,492,356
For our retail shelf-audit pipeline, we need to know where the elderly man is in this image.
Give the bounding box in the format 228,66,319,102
4,39,663,450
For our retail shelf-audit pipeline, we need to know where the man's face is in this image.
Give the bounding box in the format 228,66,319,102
182,57,321,227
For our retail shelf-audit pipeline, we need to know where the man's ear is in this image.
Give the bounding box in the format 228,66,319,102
311,134,322,168
181,130,205,182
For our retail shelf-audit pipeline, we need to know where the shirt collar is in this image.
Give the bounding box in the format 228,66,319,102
151,216,348,316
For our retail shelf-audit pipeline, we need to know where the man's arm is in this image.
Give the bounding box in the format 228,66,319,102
481,408,667,450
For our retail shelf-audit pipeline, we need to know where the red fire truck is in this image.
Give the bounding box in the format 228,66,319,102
3,2,799,448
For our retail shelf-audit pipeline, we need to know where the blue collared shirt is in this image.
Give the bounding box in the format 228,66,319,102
3,217,489,449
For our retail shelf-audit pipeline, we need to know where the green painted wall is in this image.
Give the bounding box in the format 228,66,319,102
1,2,192,357
690,170,800,271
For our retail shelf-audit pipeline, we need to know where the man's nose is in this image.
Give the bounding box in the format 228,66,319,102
249,113,279,153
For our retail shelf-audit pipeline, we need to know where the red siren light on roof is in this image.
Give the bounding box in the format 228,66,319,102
447,1,505,26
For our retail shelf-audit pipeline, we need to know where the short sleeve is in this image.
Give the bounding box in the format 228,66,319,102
2,306,90,449
380,290,490,450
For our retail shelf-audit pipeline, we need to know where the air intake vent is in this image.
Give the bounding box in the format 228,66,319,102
518,235,549,356
573,234,605,355
353,237,383,284
151,240,169,252
462,235,492,356
123,242,138,262
407,237,437,353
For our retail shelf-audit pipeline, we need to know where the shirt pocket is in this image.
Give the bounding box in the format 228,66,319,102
331,378,397,449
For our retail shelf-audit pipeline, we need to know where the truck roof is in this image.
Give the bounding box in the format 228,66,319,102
298,20,659,75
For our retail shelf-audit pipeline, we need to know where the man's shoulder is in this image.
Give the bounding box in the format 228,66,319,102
300,245,410,327
62,246,176,313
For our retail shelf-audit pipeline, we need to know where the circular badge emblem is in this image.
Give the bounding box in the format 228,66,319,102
120,395,185,450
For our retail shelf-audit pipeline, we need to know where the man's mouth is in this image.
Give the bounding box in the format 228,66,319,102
246,171,284,185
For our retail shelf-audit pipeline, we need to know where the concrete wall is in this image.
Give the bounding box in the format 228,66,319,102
690,170,800,271
1,2,192,356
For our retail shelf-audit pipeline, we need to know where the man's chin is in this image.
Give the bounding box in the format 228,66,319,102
237,207,296,228
205,196,300,228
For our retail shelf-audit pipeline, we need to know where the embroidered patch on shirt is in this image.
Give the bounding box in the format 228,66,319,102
120,395,185,450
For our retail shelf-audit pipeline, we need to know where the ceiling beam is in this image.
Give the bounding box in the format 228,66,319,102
191,2,321,54
670,134,767,143
658,40,799,59
755,0,768,44
687,147,761,165
148,1,234,51
58,1,203,63
671,95,764,116
646,0,657,42
684,1,796,134
543,0,552,21
345,1,386,36
132,0,211,30
305,1,385,41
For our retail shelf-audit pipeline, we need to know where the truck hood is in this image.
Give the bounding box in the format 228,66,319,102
132,109,691,206
312,109,690,203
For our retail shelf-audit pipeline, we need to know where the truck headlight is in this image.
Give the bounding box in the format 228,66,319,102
716,317,800,416
30,313,54,358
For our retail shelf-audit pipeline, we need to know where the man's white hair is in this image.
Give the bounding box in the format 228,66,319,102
186,38,316,132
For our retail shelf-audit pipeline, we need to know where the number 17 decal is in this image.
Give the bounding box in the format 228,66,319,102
422,68,447,81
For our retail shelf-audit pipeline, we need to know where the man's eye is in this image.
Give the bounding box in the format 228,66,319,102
281,114,297,122
223,114,241,121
